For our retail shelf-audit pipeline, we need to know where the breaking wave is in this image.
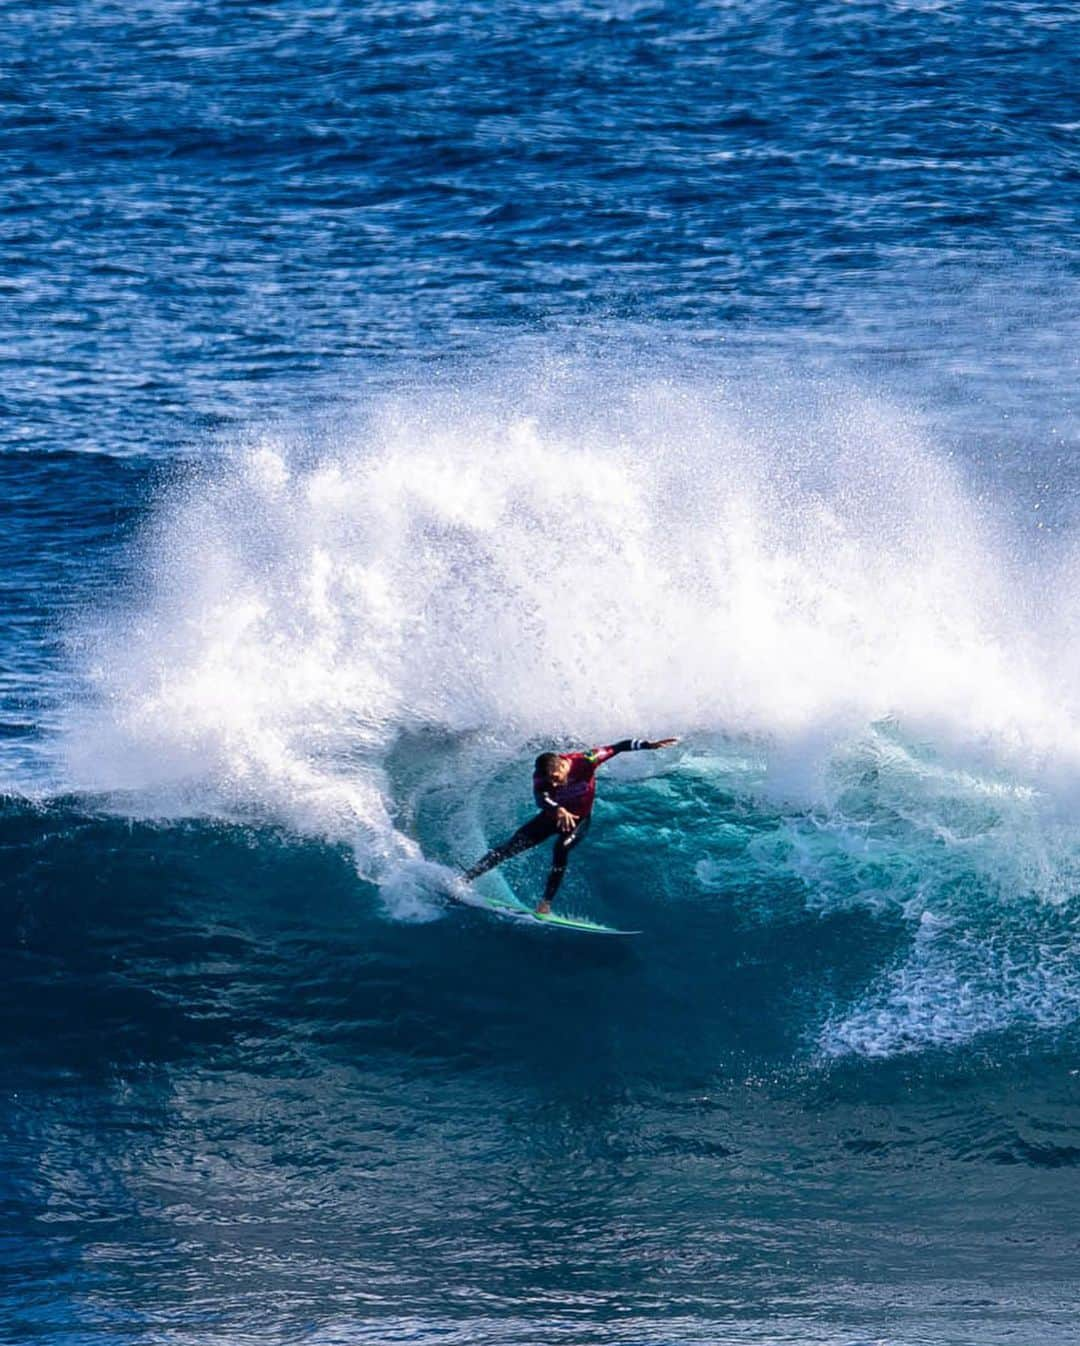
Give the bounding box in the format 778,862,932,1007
57,363,1080,1058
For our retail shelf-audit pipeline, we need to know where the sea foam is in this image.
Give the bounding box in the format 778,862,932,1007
62,363,1080,1047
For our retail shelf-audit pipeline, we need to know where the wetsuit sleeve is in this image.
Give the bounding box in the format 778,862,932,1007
583,739,649,765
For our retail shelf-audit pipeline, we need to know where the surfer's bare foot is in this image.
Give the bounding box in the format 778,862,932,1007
535,900,551,915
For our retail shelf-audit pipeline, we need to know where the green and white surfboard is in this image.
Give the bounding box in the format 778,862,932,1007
452,872,638,936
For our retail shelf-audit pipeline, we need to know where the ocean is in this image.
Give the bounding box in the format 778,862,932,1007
2,2,1079,1342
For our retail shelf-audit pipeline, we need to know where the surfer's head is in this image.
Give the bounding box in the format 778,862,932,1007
535,752,570,786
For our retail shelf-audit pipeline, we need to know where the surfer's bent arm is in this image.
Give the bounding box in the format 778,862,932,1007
533,785,577,836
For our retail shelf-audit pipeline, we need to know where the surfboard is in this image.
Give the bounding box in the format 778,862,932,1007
449,873,639,936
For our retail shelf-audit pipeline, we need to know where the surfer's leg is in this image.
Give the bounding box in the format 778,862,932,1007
537,817,591,912
463,814,556,881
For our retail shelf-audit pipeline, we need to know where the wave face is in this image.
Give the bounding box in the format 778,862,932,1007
51,367,1080,1062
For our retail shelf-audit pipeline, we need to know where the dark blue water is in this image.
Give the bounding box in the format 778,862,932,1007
3,3,1080,1343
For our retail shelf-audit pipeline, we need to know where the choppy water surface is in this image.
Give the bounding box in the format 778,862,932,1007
2,2,1079,1343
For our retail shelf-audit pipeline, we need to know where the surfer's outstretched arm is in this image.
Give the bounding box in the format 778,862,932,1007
586,737,679,764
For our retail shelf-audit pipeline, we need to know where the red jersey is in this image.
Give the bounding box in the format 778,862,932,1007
533,741,645,819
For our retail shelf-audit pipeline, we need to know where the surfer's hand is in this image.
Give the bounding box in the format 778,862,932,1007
647,737,679,749
554,807,576,833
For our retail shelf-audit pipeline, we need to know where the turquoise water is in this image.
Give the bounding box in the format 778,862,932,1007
3,2,1079,1342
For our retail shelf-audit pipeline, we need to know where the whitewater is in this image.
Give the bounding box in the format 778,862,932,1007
43,363,1079,1060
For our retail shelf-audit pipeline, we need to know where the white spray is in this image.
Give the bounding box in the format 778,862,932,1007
62,366,1080,1051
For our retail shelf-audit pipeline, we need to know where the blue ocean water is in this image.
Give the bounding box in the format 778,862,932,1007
3,2,1080,1342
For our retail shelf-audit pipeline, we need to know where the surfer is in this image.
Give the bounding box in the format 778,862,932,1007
463,738,679,914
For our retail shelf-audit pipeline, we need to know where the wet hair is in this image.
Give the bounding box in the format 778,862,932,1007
535,752,562,777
